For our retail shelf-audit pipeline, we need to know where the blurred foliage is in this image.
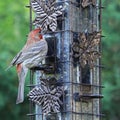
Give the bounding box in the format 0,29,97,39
0,0,30,120
0,0,120,120
102,0,120,120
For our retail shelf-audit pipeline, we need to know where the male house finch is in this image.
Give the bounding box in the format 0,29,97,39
8,28,48,104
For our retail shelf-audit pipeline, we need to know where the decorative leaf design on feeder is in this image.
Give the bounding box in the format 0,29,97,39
27,78,63,115
31,0,63,32
82,0,96,8
72,31,101,68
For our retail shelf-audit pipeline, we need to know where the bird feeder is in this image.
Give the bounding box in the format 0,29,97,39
26,0,104,120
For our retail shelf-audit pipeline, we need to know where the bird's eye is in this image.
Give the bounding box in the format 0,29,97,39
39,30,41,34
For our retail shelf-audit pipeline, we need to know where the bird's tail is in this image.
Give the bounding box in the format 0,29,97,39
16,66,28,104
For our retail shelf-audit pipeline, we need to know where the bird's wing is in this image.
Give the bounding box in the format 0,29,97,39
14,40,48,65
6,51,22,70
10,51,22,66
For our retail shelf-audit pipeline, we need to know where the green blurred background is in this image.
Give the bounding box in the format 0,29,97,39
0,0,120,120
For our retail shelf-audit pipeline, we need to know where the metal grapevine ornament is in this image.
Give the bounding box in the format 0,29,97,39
72,31,101,68
27,78,63,115
82,0,96,8
31,0,64,32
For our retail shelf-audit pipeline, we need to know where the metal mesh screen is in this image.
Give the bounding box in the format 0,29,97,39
26,0,104,120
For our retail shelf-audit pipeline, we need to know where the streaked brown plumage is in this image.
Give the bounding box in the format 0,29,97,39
8,28,48,104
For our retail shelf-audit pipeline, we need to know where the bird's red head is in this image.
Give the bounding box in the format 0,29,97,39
33,28,41,34
31,28,43,39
